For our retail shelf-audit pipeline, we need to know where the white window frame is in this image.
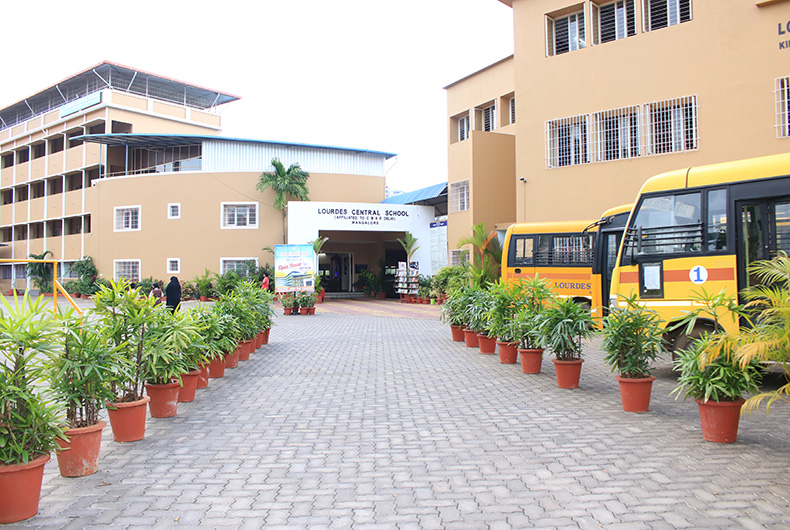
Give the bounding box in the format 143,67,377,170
592,105,641,162
546,7,587,57
220,257,259,277
644,0,692,32
645,95,699,156
509,97,516,125
592,0,634,44
448,180,470,214
776,76,790,139
167,258,181,274
458,113,470,141
449,249,469,266
479,103,497,132
546,114,591,168
168,203,181,219
113,259,141,282
114,205,141,232
221,202,258,229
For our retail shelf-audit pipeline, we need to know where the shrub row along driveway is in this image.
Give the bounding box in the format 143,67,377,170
18,306,790,529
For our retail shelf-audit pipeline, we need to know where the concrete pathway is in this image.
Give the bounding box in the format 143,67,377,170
7,304,790,529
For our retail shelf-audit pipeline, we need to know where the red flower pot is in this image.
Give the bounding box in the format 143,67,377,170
208,356,226,378
463,329,479,348
283,307,292,315
262,328,270,345
450,325,464,342
696,397,745,443
308,307,316,315
238,341,251,362
300,307,309,315
616,375,656,413
477,333,497,354
145,381,180,418
225,350,240,368
497,341,519,364
178,369,201,403
197,363,209,389
255,333,264,349
519,348,544,374
107,396,150,442
0,453,50,523
56,421,106,477
552,358,584,389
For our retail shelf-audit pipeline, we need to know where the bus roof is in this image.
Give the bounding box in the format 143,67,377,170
506,219,596,235
600,203,632,218
638,152,790,195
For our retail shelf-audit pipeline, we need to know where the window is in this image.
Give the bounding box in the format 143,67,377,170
167,258,181,274
776,76,790,138
31,181,45,199
477,103,496,132
546,115,590,168
547,8,586,56
707,189,728,251
222,203,257,229
624,192,702,258
448,180,470,213
509,97,516,125
508,236,535,266
593,106,640,161
449,249,468,266
458,114,470,141
168,203,181,219
221,258,258,277
646,96,698,155
114,206,141,231
592,1,635,44
644,0,691,32
114,260,141,281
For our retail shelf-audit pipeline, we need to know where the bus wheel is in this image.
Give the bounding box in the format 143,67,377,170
670,324,715,361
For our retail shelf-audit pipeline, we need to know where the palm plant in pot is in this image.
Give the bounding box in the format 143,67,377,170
536,296,595,388
48,312,129,476
601,294,665,412
464,287,496,353
0,293,65,523
485,279,524,364
439,285,470,342
511,275,556,374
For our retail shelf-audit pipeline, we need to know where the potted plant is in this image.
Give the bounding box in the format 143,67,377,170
601,294,665,412
300,291,317,314
486,279,524,364
26,250,54,294
672,333,762,443
510,275,556,374
48,313,128,477
536,296,594,388
440,285,469,342
194,269,213,302
464,287,495,353
0,293,65,523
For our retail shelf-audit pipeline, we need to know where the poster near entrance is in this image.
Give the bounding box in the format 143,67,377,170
274,244,316,293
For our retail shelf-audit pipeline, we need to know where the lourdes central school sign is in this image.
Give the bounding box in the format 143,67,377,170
314,206,411,227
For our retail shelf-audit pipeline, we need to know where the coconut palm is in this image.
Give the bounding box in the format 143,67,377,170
256,158,310,243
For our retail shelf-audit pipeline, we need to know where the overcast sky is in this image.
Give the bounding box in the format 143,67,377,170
2,1,513,194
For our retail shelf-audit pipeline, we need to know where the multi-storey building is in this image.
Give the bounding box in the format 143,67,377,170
0,62,406,292
447,0,790,258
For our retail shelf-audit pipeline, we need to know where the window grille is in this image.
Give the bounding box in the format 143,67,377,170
168,203,181,219
167,259,181,274
592,106,641,161
448,181,470,213
221,258,257,276
483,104,496,132
114,206,140,231
222,203,258,228
645,96,698,155
645,0,691,32
114,260,140,281
547,10,586,56
546,115,590,168
458,115,470,141
449,249,468,266
776,76,790,138
510,98,516,125
593,0,636,44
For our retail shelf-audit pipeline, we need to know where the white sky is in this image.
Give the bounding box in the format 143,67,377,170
2,0,513,194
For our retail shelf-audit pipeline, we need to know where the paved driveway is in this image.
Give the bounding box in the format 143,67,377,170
9,305,790,529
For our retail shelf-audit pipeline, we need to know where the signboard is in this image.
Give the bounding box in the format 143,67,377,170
274,244,316,293
59,92,102,118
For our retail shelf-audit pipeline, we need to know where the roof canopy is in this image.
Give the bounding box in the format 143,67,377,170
381,182,447,216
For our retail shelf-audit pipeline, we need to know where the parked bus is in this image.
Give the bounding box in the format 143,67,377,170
501,204,631,315
609,152,790,351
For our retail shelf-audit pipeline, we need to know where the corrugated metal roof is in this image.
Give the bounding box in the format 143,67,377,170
381,182,447,204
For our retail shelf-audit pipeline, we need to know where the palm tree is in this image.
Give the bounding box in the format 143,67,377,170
256,158,310,243
27,250,54,292
458,223,501,287
396,232,420,285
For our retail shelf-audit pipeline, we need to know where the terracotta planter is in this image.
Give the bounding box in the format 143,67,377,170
56,421,106,477
283,307,293,315
107,395,150,442
696,397,745,443
0,453,50,523
225,350,240,369
616,375,656,413
477,333,497,354
145,381,180,418
463,329,479,348
208,356,226,378
497,341,519,364
255,333,264,349
178,369,202,403
308,307,316,315
519,348,544,374
238,341,251,362
450,325,464,342
200,296,208,302
552,358,584,389
73,292,81,298
262,328,270,345
197,363,210,389
300,307,309,315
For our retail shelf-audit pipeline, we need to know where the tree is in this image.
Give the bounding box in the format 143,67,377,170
457,223,502,287
26,250,54,292
396,231,420,285
256,158,310,244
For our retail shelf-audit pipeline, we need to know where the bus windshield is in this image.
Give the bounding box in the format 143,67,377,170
624,191,702,259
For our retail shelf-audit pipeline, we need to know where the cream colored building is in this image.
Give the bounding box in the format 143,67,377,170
447,0,790,249
0,62,398,292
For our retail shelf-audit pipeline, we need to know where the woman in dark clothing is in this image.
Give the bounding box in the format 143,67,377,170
165,276,181,313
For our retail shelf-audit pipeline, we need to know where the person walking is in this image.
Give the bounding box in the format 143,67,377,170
165,276,181,313
261,273,270,291
150,282,164,305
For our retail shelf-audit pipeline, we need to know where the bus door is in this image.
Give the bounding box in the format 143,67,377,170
737,198,790,289
599,228,623,307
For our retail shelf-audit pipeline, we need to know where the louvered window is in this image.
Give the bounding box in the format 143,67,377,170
448,181,470,213
483,104,496,132
646,96,698,155
509,98,516,125
645,0,691,32
548,10,586,56
776,76,790,138
593,106,640,161
458,115,470,141
593,1,635,44
546,115,590,168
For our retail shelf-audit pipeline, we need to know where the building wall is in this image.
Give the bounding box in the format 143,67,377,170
509,0,790,222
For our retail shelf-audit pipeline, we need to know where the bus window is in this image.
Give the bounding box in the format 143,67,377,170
776,201,790,255
627,192,702,257
536,235,551,265
553,234,594,265
508,235,534,266
707,189,728,251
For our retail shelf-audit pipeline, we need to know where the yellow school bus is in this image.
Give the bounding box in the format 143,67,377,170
502,203,632,315
610,152,790,350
